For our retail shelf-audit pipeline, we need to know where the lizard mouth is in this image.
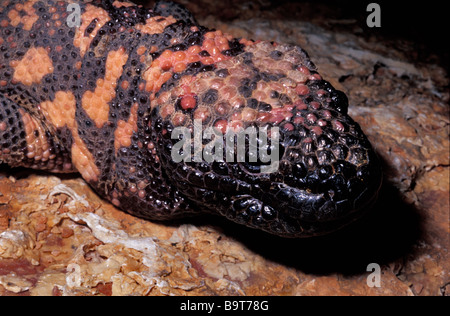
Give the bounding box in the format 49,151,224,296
227,180,381,237
154,156,382,237
153,110,382,237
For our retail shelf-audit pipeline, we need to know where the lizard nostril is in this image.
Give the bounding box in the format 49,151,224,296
330,90,349,114
262,205,276,220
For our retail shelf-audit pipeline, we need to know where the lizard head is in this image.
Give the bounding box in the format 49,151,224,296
151,40,382,237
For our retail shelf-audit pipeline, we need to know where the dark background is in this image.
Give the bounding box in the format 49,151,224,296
137,0,449,70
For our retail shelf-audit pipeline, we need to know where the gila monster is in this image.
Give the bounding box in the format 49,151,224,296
0,0,382,237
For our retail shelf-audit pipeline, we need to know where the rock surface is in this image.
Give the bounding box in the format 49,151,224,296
0,0,448,296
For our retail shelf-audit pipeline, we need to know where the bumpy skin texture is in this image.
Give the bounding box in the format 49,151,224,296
0,0,382,237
